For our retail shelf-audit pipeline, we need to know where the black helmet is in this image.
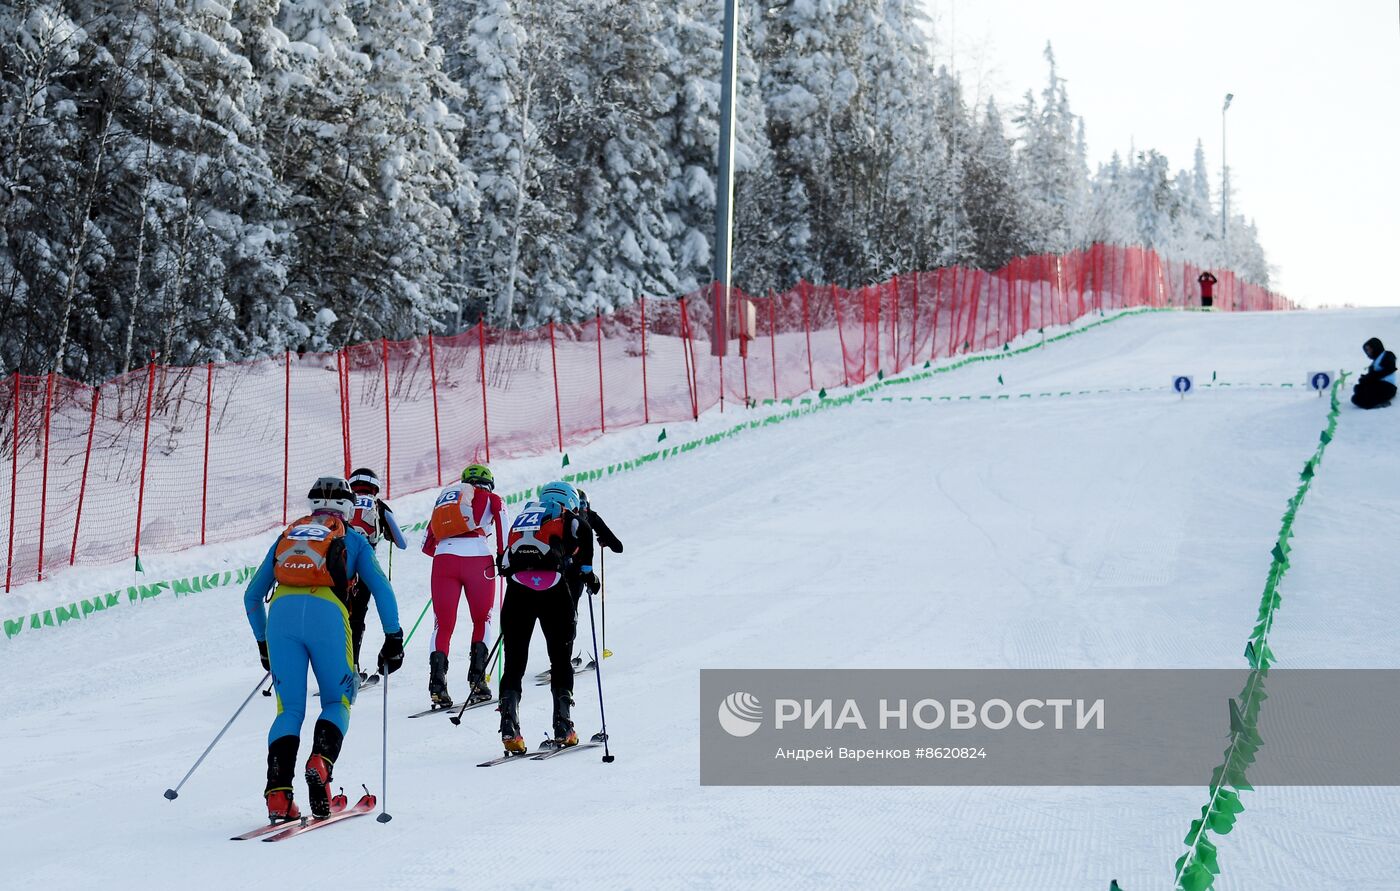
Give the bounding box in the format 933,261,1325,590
348,468,381,495
1363,337,1384,358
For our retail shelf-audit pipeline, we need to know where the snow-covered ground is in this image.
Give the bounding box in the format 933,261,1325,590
3,308,1398,890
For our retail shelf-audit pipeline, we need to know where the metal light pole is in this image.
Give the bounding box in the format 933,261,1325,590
1220,92,1233,255
711,0,740,357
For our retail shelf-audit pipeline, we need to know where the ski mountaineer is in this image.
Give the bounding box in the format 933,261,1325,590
421,464,505,709
496,480,594,753
346,468,407,681
1351,337,1397,410
243,476,404,823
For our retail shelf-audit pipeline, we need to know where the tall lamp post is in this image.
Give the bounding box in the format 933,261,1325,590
1221,92,1233,255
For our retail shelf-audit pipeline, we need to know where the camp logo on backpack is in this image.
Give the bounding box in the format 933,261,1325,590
506,501,568,574
274,517,346,588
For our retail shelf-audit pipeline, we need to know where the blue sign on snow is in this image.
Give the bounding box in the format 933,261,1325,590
1309,372,1332,392
1173,375,1193,394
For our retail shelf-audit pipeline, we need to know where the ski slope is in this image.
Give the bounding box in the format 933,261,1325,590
4,308,1398,890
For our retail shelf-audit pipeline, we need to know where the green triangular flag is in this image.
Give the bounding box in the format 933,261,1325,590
135,554,144,573
997,374,1004,385
1003,343,1010,352
923,361,930,369
963,340,970,351
1212,370,1217,382
877,370,884,380
1299,462,1314,481
1229,698,1245,734
1109,882,1122,891
1244,640,1257,664
561,453,570,467
818,388,827,399
657,428,667,442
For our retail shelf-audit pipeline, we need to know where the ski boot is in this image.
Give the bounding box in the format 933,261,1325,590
265,735,301,822
265,789,300,823
551,688,578,748
499,689,527,754
429,650,452,708
466,640,492,705
305,720,343,819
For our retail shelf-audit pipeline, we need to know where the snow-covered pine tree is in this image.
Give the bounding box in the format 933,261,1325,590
559,0,677,319
961,98,1028,269
1014,42,1088,254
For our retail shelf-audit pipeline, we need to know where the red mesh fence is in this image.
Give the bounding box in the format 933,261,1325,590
1,245,1292,590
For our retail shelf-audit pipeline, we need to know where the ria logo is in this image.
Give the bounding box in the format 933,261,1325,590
718,692,764,737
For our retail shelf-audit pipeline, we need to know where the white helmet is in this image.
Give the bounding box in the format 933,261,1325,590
307,476,355,521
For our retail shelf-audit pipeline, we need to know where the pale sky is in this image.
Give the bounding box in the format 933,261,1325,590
921,0,1399,307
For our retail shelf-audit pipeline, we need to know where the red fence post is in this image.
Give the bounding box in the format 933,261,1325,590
909,274,919,367
427,332,442,485
134,357,157,570
477,321,491,463
639,297,650,424
5,373,17,592
800,282,816,390
549,320,565,449
282,350,290,524
679,297,699,420
337,349,351,476
929,269,942,363
832,286,851,388
768,291,778,401
890,276,900,373
36,373,53,580
201,363,211,545
380,338,391,498
71,385,100,564
596,310,606,433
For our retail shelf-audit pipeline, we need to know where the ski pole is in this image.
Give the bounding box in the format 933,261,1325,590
165,671,270,800
377,658,392,823
451,628,504,726
600,549,607,658
584,590,614,762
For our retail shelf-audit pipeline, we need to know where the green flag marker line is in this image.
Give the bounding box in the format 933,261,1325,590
1,307,1173,645
1169,373,1348,891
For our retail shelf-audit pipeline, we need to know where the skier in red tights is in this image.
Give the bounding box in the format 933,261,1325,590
422,464,504,708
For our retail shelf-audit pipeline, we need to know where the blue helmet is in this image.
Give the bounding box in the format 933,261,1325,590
538,480,579,512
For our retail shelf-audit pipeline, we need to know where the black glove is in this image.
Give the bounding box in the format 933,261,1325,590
378,631,405,675
581,571,601,595
495,553,508,576
258,640,270,672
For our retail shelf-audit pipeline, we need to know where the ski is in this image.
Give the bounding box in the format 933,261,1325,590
231,793,348,840
531,742,602,761
448,698,498,725
261,793,377,842
535,655,584,680
313,674,379,698
406,701,461,719
534,665,595,686
476,749,537,768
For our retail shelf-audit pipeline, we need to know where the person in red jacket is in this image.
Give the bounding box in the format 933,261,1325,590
421,464,505,708
1198,271,1217,309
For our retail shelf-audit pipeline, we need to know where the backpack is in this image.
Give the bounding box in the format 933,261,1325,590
348,495,382,545
274,516,347,588
506,501,571,573
430,485,486,541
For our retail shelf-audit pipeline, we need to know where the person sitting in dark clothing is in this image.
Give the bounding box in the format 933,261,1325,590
1352,337,1397,409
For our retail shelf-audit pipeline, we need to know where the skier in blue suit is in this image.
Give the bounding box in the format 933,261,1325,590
243,476,404,823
